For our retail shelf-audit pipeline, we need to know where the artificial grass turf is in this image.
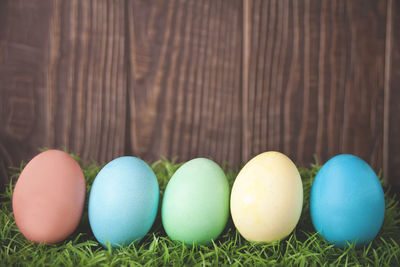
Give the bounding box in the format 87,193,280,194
0,155,400,266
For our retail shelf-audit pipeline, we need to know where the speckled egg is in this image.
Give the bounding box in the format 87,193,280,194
88,156,159,248
12,150,86,243
161,158,230,245
310,154,385,248
230,151,303,242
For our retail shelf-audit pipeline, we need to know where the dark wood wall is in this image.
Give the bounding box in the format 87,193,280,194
0,0,399,191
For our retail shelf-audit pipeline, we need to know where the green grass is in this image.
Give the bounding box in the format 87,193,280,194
1,155,400,266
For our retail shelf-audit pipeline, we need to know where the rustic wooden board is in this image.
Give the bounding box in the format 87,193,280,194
126,0,243,167
0,0,127,191
0,0,398,190
0,0,53,192
386,0,400,184
43,0,126,162
242,0,387,172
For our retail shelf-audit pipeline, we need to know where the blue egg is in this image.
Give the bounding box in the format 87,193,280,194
310,154,385,248
88,156,159,247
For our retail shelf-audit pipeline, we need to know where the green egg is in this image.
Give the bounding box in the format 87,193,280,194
161,158,230,245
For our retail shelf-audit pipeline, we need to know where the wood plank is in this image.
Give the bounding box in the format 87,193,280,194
242,0,387,171
0,0,127,191
44,0,126,162
0,0,395,191
0,0,53,191
386,0,400,185
126,0,243,167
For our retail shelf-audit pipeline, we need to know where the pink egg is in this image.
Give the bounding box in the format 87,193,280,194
12,150,86,243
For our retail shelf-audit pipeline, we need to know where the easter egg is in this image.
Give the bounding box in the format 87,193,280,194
161,158,230,245
230,151,303,242
12,150,86,243
310,154,385,248
88,156,159,247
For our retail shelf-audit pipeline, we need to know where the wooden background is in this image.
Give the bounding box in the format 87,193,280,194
0,0,399,192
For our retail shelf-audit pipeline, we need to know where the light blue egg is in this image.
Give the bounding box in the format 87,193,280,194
88,156,159,248
310,154,385,248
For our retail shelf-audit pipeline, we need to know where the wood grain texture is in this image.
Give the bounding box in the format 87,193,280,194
126,0,243,166
242,0,387,172
0,0,127,191
0,0,53,192
44,0,126,162
0,0,399,190
386,0,400,184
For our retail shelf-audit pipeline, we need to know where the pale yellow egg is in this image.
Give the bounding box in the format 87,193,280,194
230,151,303,242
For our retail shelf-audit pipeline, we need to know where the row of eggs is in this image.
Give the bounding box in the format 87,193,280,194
12,150,385,248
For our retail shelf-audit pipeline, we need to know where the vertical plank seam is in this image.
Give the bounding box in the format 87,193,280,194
189,1,206,158
170,0,191,158
384,0,393,183
298,0,310,163
228,0,242,166
316,0,327,158
284,0,300,154
327,0,338,156
255,0,266,153
64,0,78,150
260,0,272,152
196,1,212,157
242,0,250,163
270,0,282,151
214,0,231,162
341,1,350,157
124,0,132,156
46,0,61,148
205,0,224,157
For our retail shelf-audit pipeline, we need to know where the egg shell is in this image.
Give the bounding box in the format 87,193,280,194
230,151,303,242
12,150,86,243
88,156,159,247
310,154,385,248
161,158,230,245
